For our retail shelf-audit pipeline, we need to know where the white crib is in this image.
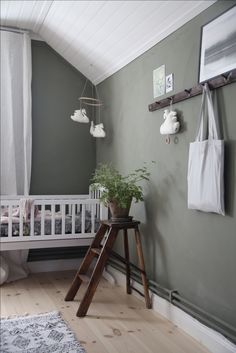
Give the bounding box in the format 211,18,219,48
0,193,108,251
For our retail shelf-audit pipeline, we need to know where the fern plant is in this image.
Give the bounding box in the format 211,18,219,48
91,164,150,209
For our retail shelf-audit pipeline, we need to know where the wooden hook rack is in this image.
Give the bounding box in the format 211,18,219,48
148,69,236,112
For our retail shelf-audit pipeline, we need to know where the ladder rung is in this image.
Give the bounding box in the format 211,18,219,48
91,247,101,256
131,285,145,297
79,274,90,283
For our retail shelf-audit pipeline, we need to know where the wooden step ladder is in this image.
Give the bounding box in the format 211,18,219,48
65,220,151,317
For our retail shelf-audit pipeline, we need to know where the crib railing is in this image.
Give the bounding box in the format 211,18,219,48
0,195,108,245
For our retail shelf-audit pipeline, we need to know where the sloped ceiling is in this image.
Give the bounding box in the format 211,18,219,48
0,0,215,84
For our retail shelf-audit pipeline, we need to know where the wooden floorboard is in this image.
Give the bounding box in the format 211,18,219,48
0,270,210,353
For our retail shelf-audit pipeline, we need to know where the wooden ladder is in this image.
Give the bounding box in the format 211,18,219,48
65,220,151,317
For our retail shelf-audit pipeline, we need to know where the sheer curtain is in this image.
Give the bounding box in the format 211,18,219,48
0,30,32,283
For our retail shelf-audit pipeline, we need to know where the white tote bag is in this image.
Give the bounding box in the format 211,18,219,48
187,84,225,215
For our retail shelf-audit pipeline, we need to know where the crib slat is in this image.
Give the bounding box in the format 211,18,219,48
51,204,55,235
91,204,95,234
61,204,65,235
100,204,108,220
97,203,100,219
19,205,23,237
8,205,12,239
72,204,75,234
30,205,34,236
41,205,45,235
81,204,85,234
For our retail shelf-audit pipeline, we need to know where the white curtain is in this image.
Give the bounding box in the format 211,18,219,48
1,31,32,195
0,31,32,283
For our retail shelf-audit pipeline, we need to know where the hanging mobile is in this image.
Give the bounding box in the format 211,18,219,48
71,65,106,138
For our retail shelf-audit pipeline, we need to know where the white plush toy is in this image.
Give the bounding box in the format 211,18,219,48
0,255,9,285
160,109,180,135
71,108,89,123
90,121,106,138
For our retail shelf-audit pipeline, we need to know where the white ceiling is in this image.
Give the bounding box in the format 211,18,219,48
0,0,215,84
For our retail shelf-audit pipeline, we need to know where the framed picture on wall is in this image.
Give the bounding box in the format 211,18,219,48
199,5,236,83
153,65,165,98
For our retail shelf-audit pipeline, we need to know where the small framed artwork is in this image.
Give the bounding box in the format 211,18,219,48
199,5,236,83
153,65,165,98
166,73,174,93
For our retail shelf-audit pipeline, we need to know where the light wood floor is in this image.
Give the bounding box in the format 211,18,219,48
0,270,210,353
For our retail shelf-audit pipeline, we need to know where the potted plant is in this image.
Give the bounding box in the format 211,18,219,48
91,164,150,220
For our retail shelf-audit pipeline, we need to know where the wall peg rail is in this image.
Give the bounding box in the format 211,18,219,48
148,69,236,112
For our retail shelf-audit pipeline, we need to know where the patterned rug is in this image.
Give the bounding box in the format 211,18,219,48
0,311,86,353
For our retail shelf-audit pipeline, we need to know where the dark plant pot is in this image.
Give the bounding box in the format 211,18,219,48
108,199,132,221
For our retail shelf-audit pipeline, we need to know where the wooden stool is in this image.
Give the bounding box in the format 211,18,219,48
65,220,151,317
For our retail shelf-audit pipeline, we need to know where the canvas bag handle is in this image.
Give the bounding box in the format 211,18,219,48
195,83,220,141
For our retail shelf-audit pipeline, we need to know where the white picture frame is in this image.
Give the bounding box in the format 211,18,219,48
153,65,165,98
199,6,236,83
166,73,174,93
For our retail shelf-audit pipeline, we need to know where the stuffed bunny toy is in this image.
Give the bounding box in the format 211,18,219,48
90,121,106,138
71,108,89,123
160,109,180,135
0,255,9,285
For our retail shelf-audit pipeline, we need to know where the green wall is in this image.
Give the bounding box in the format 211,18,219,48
30,41,95,195
97,1,236,327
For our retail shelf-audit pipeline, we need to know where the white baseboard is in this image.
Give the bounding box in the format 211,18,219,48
105,265,236,353
28,258,82,273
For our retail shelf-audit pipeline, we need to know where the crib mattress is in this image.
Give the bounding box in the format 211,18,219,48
0,211,99,237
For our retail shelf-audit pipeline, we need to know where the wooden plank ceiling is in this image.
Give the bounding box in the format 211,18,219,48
0,0,215,84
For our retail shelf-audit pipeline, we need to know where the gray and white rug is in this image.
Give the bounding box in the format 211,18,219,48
0,311,86,353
